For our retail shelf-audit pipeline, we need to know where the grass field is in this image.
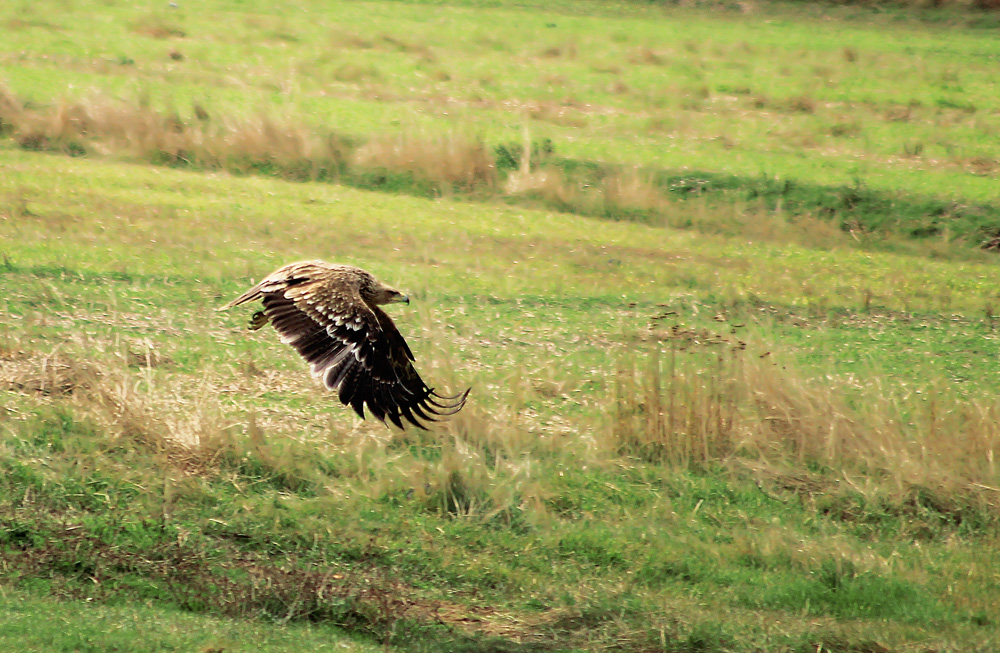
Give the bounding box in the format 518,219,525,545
3,0,1000,651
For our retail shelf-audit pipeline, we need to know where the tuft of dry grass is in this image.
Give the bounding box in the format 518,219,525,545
352,131,497,192
204,113,347,175
1,349,99,397
504,165,581,208
785,95,817,114
601,167,664,214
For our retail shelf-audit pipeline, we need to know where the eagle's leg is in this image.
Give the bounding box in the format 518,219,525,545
248,311,269,331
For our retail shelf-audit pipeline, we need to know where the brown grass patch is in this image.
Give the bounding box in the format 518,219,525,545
4,17,62,31
538,42,577,59
607,79,630,95
126,339,173,369
0,505,574,644
750,94,818,114
829,121,861,138
131,16,186,39
332,63,380,83
379,34,436,62
785,95,817,114
328,30,435,62
884,103,916,123
0,517,409,627
628,47,667,66
962,155,998,176
329,30,375,50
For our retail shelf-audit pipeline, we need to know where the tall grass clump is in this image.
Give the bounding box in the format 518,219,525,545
0,87,354,181
351,131,497,194
609,331,1000,522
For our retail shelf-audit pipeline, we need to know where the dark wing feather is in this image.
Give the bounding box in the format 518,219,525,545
253,273,467,430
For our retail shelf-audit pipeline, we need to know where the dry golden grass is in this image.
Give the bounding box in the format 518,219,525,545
0,349,99,397
0,86,347,177
1,88,196,160
601,167,664,213
503,166,576,204
609,334,1000,512
352,131,497,191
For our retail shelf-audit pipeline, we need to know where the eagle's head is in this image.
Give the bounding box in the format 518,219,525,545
377,287,410,305
361,274,410,306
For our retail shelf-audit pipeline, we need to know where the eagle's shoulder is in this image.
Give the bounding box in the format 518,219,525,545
281,266,380,334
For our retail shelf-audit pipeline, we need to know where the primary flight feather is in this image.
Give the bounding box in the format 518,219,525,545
219,260,469,429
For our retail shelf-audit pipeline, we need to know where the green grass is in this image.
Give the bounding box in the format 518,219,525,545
0,589,382,652
3,0,1000,651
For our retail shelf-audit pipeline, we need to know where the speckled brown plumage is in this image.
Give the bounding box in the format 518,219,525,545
220,260,469,429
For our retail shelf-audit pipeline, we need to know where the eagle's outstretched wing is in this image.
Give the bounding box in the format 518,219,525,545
221,262,469,429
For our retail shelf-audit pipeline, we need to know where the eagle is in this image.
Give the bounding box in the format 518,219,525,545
220,260,469,430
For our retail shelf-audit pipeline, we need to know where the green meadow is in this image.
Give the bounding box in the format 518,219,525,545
2,0,1000,650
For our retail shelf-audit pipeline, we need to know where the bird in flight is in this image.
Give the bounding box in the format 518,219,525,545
220,260,469,429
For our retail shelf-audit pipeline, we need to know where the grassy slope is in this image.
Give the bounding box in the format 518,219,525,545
2,0,1000,651
3,148,1000,651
